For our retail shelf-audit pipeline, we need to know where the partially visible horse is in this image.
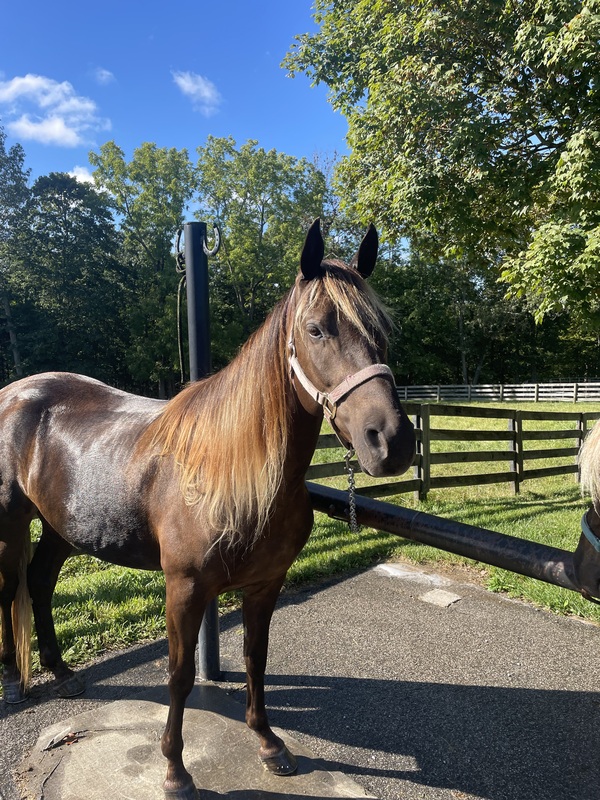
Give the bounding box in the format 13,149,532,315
576,424,600,601
0,218,415,799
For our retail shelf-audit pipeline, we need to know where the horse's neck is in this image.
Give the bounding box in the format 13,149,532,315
284,393,323,487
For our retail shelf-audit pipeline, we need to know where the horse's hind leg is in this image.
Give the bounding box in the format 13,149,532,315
27,521,84,697
243,577,297,776
0,515,32,703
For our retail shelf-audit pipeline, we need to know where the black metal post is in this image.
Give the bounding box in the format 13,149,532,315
184,222,211,381
183,221,221,681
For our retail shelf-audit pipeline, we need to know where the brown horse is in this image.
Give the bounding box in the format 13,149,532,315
0,219,415,799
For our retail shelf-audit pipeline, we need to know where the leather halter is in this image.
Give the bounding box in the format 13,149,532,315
288,339,395,448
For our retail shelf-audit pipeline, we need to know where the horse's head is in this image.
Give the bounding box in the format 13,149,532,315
573,507,600,601
289,218,415,477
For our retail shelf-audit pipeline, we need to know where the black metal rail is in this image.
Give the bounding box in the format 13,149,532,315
306,482,581,594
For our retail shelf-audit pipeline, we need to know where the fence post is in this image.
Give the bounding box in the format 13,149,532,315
508,413,520,494
182,221,222,682
516,410,524,488
413,405,422,502
418,405,431,501
576,413,586,483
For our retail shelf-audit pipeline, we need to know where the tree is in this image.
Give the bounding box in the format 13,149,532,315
284,0,600,324
195,137,326,365
90,141,195,393
0,125,30,379
8,173,128,382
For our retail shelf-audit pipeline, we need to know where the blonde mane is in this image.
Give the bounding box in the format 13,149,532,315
580,420,600,511
145,259,392,545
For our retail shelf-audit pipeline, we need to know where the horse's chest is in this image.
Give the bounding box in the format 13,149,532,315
223,503,313,589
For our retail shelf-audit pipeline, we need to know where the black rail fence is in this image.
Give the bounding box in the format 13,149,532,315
307,401,600,502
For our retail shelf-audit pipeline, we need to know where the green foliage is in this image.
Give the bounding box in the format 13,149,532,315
90,141,195,391
284,0,600,325
0,127,30,381
502,127,600,322
8,173,129,383
0,127,30,239
90,141,194,270
1,115,599,389
195,137,326,364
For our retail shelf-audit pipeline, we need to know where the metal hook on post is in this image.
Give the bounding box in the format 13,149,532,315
175,228,186,273
203,223,221,257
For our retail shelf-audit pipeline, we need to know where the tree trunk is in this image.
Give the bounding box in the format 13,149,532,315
457,303,468,384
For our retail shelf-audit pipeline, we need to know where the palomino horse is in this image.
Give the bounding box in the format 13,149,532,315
0,219,415,799
576,424,600,601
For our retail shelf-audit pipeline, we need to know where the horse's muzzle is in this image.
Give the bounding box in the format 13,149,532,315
356,413,416,478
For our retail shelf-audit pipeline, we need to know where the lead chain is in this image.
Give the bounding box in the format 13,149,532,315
344,449,360,533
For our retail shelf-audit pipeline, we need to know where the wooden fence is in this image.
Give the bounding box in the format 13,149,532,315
398,382,600,403
306,401,600,501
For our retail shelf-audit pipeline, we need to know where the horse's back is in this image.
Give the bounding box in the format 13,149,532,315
0,373,165,568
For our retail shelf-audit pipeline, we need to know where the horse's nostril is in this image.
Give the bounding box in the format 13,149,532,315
365,427,383,450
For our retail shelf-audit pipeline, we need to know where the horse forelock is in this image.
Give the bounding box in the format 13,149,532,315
294,259,392,347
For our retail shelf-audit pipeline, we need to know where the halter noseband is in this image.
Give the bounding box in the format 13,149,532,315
288,339,395,429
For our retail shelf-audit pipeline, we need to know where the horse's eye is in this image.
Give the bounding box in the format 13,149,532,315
307,324,323,339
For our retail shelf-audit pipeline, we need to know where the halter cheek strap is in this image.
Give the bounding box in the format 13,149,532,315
288,340,395,423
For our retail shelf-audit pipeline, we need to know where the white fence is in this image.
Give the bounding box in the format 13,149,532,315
397,383,600,403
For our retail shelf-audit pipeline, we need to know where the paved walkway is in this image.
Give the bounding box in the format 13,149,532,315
2,562,600,800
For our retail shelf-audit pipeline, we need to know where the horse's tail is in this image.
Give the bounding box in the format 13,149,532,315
580,419,600,510
12,528,32,690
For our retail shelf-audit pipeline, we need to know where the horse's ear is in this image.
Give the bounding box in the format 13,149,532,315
350,223,378,278
301,218,325,280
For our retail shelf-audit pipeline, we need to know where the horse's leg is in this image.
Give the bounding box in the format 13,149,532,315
161,573,206,800
243,577,297,776
0,559,23,702
0,516,31,703
27,522,84,697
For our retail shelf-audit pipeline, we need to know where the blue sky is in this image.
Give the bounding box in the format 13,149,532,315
0,1,347,183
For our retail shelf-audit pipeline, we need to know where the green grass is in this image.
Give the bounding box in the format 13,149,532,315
24,401,600,672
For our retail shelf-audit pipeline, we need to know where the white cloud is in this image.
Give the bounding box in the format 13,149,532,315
0,73,110,147
9,115,81,147
172,70,222,117
93,67,115,86
69,165,95,183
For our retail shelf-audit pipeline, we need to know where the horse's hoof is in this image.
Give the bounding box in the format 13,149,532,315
54,673,85,698
163,777,199,800
2,679,28,704
259,744,298,776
